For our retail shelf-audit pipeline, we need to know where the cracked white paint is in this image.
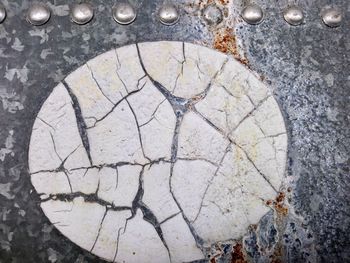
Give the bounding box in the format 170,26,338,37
28,42,287,263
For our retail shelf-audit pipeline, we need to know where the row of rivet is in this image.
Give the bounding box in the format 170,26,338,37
0,2,343,28
241,4,343,27
0,2,178,26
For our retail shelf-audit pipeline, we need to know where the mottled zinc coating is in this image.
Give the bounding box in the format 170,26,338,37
0,1,349,263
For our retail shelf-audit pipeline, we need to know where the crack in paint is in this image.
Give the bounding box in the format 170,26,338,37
62,80,93,166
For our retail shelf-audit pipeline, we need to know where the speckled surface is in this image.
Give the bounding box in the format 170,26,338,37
0,0,349,262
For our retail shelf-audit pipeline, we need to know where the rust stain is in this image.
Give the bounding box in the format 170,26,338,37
270,244,283,263
231,243,247,263
209,244,224,262
213,27,249,66
265,190,292,262
217,0,230,5
266,191,289,216
274,192,289,216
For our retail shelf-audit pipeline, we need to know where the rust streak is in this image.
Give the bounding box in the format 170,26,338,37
213,28,249,66
231,243,247,263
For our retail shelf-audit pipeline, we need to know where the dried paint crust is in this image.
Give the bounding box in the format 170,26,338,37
28,41,287,263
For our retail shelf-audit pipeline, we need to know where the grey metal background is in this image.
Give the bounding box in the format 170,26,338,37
0,0,349,262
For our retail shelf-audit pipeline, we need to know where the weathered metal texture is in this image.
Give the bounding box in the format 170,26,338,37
0,0,348,262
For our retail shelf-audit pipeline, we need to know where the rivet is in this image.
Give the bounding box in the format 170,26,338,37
0,4,6,24
158,3,179,26
112,2,136,25
283,5,304,26
70,3,94,25
241,4,264,25
26,3,51,26
322,8,342,28
202,4,223,25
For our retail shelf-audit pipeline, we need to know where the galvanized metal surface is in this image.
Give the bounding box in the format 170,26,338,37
0,0,349,262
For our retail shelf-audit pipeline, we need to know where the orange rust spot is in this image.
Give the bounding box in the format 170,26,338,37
210,257,217,263
273,192,288,216
213,28,249,65
270,245,283,263
217,0,229,5
266,199,272,206
276,192,285,203
231,243,247,263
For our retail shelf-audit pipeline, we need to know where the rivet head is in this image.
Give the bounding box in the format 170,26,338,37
0,5,6,24
202,4,223,25
112,2,136,25
71,3,94,25
241,4,264,25
26,3,51,26
283,5,304,26
322,8,342,28
158,3,179,26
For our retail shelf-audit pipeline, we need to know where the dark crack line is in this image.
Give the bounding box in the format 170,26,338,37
114,49,129,94
113,223,126,263
62,81,93,166
139,202,172,260
168,116,205,248
62,169,73,193
177,157,219,168
37,116,55,130
112,165,172,260
187,58,229,106
139,99,167,127
172,42,186,93
229,95,271,135
32,158,172,176
125,97,151,162
70,161,144,172
136,43,190,116
159,211,182,225
191,143,231,223
136,42,209,249
193,108,278,193
90,207,108,252
40,192,132,212
49,132,74,193
50,131,62,162
87,78,147,129
115,167,119,190
86,63,114,105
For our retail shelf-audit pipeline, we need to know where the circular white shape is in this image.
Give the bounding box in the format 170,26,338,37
29,41,287,263
241,4,264,25
26,3,51,26
112,2,137,25
321,8,342,28
70,3,94,25
283,5,304,26
0,5,6,24
158,3,179,25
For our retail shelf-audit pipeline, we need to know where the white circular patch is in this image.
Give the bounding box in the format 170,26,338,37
29,41,287,263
